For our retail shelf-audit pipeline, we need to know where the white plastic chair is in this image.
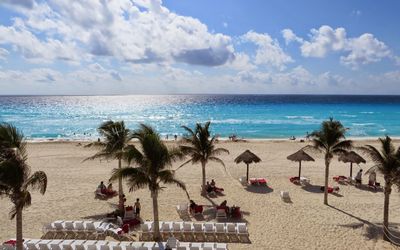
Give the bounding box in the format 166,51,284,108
280,191,290,201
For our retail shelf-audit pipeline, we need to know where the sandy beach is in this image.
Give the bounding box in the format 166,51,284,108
1,139,400,250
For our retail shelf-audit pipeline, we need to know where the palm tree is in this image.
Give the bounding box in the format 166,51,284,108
110,124,186,241
310,118,352,205
179,121,229,194
0,123,47,250
360,136,400,241
85,120,132,210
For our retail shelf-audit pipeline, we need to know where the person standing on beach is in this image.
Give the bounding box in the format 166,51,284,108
134,198,141,216
174,134,177,140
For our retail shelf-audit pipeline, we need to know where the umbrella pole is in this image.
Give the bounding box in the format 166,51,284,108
350,162,353,177
298,161,302,178
246,163,249,182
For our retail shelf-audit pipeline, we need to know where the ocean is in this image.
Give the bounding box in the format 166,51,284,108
0,95,399,140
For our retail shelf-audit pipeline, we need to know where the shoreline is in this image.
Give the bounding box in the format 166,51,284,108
26,136,400,143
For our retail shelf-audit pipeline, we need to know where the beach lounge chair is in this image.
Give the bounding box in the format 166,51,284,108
215,223,227,242
176,247,188,250
193,223,205,242
249,178,267,186
183,222,194,241
64,222,76,239
226,223,239,242
239,177,247,185
39,243,51,250
172,222,184,240
237,223,250,242
160,222,172,240
204,223,216,241
166,236,179,248
216,209,227,221
27,242,39,250
176,203,188,216
50,243,62,250
300,177,310,185
140,223,152,241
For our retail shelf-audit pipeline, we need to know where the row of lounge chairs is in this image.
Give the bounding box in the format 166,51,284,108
140,221,249,243
3,239,227,250
42,221,128,240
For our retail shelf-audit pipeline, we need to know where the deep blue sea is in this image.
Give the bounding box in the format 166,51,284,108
0,95,399,140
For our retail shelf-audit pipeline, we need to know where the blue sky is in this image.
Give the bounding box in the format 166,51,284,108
0,0,399,95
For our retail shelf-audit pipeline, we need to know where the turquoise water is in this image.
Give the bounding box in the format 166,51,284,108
0,95,399,140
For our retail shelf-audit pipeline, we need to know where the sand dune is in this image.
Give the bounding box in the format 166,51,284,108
1,140,399,249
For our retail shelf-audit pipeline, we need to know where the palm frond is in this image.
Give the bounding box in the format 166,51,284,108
24,171,47,195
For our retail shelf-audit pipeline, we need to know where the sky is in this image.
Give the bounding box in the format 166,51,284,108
0,0,399,95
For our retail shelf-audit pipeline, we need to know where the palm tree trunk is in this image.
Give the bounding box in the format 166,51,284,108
383,182,391,241
350,162,353,178
118,158,124,210
201,161,206,194
324,156,330,205
16,207,23,250
151,190,161,241
298,161,302,179
246,163,249,182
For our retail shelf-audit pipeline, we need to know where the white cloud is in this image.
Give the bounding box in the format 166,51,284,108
0,23,81,63
300,26,347,57
283,25,394,69
341,33,391,69
0,47,9,60
242,31,293,70
223,22,228,28
1,0,34,9
1,0,235,67
281,29,303,45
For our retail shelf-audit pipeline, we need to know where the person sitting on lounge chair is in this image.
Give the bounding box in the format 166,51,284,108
98,181,107,193
105,183,117,196
210,179,224,193
189,200,203,214
206,181,214,194
218,200,230,214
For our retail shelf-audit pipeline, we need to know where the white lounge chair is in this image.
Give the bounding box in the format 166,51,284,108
237,223,249,242
160,222,172,240
193,223,204,242
216,209,227,221
176,203,188,216
172,222,184,240
183,222,194,241
204,223,216,241
215,223,227,242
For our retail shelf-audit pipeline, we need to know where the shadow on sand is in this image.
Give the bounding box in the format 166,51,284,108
245,185,274,194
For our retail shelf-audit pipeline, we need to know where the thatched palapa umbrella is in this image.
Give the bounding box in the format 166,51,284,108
338,151,366,177
287,149,315,178
234,150,261,182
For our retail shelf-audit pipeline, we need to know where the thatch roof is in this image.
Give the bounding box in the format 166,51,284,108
338,151,366,164
234,150,261,164
287,149,315,162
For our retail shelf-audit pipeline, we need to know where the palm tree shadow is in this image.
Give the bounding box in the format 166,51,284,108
328,204,374,226
81,213,110,220
245,185,274,194
356,184,383,193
